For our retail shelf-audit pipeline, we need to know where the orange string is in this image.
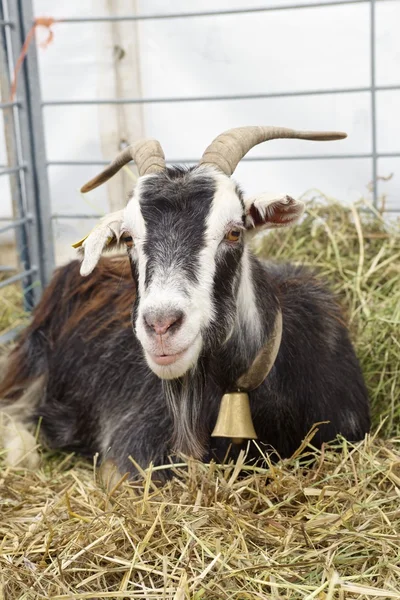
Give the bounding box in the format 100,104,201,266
10,17,59,102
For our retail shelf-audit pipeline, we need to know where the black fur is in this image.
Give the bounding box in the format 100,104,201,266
141,167,215,288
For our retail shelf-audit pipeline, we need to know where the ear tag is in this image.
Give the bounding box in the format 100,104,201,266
71,234,90,249
71,231,114,249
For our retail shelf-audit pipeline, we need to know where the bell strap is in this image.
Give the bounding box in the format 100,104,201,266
235,308,283,393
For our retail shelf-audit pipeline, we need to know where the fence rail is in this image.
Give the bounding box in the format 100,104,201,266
50,0,398,21
40,84,400,106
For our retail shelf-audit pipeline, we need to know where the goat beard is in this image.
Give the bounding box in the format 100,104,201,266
162,371,208,460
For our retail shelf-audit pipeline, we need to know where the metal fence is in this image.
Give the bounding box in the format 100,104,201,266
0,0,53,316
0,0,399,339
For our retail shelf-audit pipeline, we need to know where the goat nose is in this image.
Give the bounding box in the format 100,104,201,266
144,310,184,336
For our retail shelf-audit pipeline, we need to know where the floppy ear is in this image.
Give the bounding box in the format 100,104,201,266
73,210,124,276
244,193,305,232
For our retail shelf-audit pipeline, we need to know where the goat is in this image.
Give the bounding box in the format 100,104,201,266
0,126,370,478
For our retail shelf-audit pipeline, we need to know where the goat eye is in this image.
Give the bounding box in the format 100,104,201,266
224,229,242,243
122,234,134,248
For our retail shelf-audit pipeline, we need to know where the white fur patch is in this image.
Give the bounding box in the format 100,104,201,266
99,459,124,491
123,177,154,299
237,247,262,347
0,376,44,469
123,177,149,242
193,170,244,329
164,374,205,459
1,420,40,469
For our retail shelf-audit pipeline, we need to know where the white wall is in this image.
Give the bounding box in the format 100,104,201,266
1,0,399,265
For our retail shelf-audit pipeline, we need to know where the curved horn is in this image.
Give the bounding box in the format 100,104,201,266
199,126,347,176
80,138,166,193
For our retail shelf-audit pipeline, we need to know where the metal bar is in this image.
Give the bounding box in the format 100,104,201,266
47,152,400,168
172,152,400,162
57,0,396,23
4,0,43,307
0,164,25,175
373,152,400,158
0,267,38,290
16,0,55,286
0,100,19,108
41,84,400,107
0,0,33,312
52,213,103,220
0,19,13,26
370,0,378,207
48,160,111,166
0,265,15,272
0,326,25,345
0,216,32,234
0,0,35,308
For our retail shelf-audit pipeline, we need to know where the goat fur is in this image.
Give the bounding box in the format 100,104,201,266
0,253,370,476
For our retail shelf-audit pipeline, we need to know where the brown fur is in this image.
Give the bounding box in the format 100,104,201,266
0,255,134,400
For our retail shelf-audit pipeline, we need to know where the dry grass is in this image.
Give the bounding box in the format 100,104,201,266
0,278,29,340
1,434,400,599
0,198,399,599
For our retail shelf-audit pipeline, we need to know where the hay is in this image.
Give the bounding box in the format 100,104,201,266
1,199,399,599
1,435,400,599
0,274,29,340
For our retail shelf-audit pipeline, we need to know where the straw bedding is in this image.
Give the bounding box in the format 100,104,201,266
0,198,399,599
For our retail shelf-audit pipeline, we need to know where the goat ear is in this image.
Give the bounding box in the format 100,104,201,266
244,193,305,231
74,210,124,276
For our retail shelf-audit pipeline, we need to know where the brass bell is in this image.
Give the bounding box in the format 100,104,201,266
211,392,257,444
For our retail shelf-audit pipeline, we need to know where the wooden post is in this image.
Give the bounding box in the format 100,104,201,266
96,0,144,211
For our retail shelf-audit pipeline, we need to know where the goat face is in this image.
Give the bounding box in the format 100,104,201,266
80,165,304,380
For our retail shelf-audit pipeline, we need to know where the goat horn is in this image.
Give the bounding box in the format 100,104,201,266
199,126,347,175
80,138,166,193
